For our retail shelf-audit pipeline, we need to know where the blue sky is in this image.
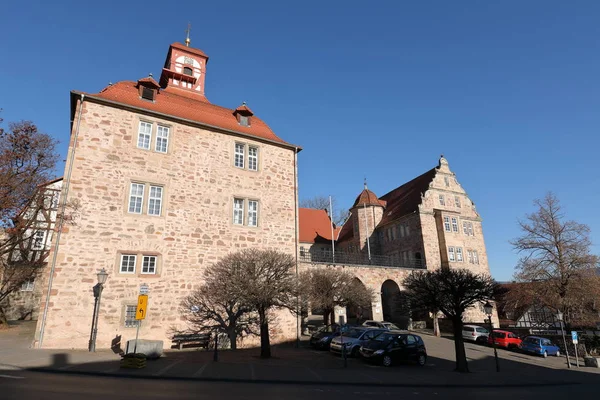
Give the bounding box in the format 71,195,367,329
1,1,599,281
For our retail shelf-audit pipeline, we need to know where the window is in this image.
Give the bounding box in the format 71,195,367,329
20,278,34,292
183,66,193,76
439,194,445,206
141,87,155,101
148,186,163,216
248,146,258,171
128,183,144,214
444,176,450,187
233,198,244,225
467,250,473,263
448,247,455,262
473,250,479,264
120,254,137,274
455,196,461,208
405,225,410,236
32,231,45,250
456,247,463,262
463,221,469,235
234,143,245,168
300,247,306,257
468,223,474,236
125,305,139,328
248,200,258,227
155,126,169,153
137,122,152,149
239,115,249,127
51,192,60,209
142,256,157,274
406,335,416,344
444,216,450,232
451,218,458,232
476,327,488,334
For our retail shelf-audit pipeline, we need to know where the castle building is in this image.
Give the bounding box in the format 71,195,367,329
34,39,300,349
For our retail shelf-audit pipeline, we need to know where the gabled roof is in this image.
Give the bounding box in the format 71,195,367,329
136,77,161,88
352,188,386,208
72,82,299,149
377,168,437,227
169,42,209,59
299,208,340,243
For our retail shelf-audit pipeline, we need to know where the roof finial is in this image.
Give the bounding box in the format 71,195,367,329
364,177,368,190
148,73,153,77
242,101,247,106
185,22,192,47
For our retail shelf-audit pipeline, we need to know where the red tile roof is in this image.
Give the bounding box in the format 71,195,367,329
299,208,340,243
137,77,160,87
376,168,437,227
336,218,354,243
170,42,209,59
352,188,386,208
76,81,297,147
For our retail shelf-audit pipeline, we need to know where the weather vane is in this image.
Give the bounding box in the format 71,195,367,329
185,23,191,47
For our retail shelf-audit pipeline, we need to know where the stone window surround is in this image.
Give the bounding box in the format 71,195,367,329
125,179,167,218
448,246,464,262
116,251,162,277
233,141,261,172
232,197,260,228
136,118,172,154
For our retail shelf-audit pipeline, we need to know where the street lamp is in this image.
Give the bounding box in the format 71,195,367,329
556,311,571,369
88,268,108,352
483,301,500,372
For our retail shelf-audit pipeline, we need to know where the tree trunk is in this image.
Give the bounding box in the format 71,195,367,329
0,307,8,329
227,327,237,350
433,312,440,337
258,308,271,359
323,311,329,326
452,317,469,373
330,309,336,326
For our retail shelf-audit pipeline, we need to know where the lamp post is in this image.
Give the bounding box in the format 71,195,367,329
556,311,571,369
88,268,108,352
483,301,500,372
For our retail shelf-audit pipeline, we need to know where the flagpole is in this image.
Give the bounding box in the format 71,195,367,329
363,202,371,261
329,196,335,264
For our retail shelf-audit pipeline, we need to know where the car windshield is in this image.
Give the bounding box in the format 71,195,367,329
383,323,400,330
476,328,488,333
342,328,365,338
524,337,540,345
374,333,397,342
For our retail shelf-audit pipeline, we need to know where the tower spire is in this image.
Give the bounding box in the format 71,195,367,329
364,177,368,190
185,22,191,47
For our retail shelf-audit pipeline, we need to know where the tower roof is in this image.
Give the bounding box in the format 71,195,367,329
352,188,386,208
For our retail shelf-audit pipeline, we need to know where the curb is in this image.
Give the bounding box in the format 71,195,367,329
26,367,584,389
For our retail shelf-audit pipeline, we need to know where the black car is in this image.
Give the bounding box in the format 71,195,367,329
359,331,427,367
309,324,340,350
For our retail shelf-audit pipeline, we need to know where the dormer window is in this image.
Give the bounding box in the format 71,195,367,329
239,115,249,127
183,66,193,76
233,102,254,128
141,87,156,101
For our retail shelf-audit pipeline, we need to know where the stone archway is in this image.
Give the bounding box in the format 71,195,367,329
381,279,411,329
346,278,373,325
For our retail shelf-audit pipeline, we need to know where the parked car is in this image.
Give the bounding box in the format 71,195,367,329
362,320,401,330
359,331,427,367
329,327,385,357
487,330,522,349
462,325,489,343
309,324,340,350
519,336,561,358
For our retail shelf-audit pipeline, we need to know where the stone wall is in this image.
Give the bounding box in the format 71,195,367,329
35,100,298,349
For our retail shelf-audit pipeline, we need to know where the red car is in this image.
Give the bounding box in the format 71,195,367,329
487,330,522,349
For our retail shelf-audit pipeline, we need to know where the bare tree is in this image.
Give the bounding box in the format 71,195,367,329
511,192,600,327
299,268,374,325
0,118,61,326
179,254,259,349
404,269,498,373
299,195,349,226
230,249,296,358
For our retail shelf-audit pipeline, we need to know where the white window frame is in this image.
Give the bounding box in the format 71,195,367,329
148,185,163,216
456,247,463,262
247,200,258,227
468,222,474,236
20,278,34,292
444,216,451,232
137,121,152,150
233,198,244,225
239,115,249,127
125,305,139,328
448,247,455,262
141,255,157,274
473,250,479,264
32,230,45,250
439,194,445,206
248,146,258,171
234,143,245,168
120,254,137,274
451,217,459,232
455,196,461,208
463,221,469,235
155,125,169,153
467,250,473,263
128,183,144,214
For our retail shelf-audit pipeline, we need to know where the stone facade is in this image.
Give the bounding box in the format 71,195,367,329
34,43,299,349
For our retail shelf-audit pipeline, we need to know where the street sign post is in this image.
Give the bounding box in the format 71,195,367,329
571,331,579,367
133,286,149,354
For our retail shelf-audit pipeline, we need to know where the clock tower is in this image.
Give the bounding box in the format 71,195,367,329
159,40,209,100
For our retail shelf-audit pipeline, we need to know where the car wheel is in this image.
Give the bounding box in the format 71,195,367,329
382,355,393,367
417,354,427,366
543,351,548,358
555,350,560,357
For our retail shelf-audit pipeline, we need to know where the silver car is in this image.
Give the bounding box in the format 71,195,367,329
462,324,489,343
329,327,385,357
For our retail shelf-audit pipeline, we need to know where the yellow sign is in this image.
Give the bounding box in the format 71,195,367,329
136,295,148,320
